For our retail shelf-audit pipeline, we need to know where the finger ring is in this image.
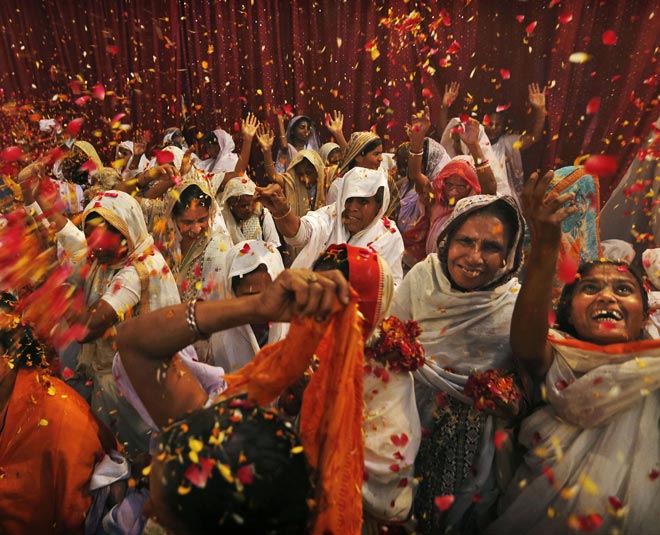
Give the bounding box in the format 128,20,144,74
306,275,318,284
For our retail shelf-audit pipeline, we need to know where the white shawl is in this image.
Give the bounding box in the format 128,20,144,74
487,333,660,534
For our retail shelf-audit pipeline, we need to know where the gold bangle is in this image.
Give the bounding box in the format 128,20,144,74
408,149,424,156
272,206,291,219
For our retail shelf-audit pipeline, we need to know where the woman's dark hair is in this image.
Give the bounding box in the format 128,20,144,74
0,292,48,368
373,186,385,208
157,398,312,534
60,151,90,186
312,247,349,280
172,185,212,218
555,260,649,336
287,116,312,143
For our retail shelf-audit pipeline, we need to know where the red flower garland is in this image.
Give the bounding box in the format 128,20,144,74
463,369,522,412
365,316,425,372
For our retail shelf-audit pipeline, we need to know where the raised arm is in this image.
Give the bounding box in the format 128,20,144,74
234,112,258,175
406,109,432,205
512,171,577,378
518,83,547,151
254,183,301,238
277,112,288,149
459,118,497,195
256,123,283,186
116,269,350,426
435,82,460,138
326,110,348,151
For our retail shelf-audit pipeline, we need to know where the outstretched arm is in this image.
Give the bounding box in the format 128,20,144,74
326,110,348,151
512,171,577,378
254,183,301,237
459,118,497,195
117,269,350,427
234,112,258,175
518,83,547,151
435,82,460,138
406,109,432,205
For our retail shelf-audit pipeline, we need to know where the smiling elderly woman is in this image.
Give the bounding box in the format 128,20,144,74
485,171,660,534
390,193,524,533
255,166,404,286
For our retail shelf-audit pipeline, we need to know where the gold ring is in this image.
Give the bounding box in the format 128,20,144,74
306,275,319,284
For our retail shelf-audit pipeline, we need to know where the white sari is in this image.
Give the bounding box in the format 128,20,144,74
487,333,660,534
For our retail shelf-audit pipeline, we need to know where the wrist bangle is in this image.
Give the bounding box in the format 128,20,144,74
186,298,208,340
408,149,424,157
475,159,490,169
272,205,291,219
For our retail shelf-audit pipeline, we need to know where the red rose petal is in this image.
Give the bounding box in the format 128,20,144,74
1,146,24,162
559,12,574,24
75,95,91,107
459,113,469,123
516,15,525,23
389,464,400,473
493,430,507,450
79,159,98,173
154,149,175,165
434,494,454,511
602,30,618,46
237,464,254,485
111,112,127,125
558,255,579,283
66,118,84,137
92,83,106,100
649,468,659,481
391,433,410,447
608,496,623,511
586,97,601,115
61,367,75,380
525,21,538,36
584,155,618,177
496,102,511,112
421,88,433,98
542,465,555,484
500,68,511,80
446,40,461,55
106,44,120,56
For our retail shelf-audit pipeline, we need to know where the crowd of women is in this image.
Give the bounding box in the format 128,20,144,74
1,82,660,535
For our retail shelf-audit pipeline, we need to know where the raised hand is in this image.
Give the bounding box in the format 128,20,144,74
442,81,460,108
326,110,344,136
522,170,578,246
256,123,275,151
409,106,432,143
241,112,259,139
528,83,546,109
458,117,481,146
254,183,289,215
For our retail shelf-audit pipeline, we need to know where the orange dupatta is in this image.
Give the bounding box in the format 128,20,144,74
217,296,365,535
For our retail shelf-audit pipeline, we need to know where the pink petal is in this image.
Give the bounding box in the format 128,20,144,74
66,118,84,137
1,146,24,162
500,68,511,80
586,97,601,115
154,149,175,165
602,30,618,46
92,83,106,100
434,494,454,511
584,155,618,177
106,45,120,56
525,21,538,35
559,12,573,24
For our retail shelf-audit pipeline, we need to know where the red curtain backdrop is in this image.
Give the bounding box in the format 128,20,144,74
1,0,658,199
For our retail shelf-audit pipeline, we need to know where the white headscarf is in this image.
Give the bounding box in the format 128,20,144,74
199,129,238,174
210,240,288,372
319,142,340,165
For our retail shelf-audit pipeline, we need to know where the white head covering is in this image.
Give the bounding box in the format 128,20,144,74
319,142,340,165
202,129,238,174
331,166,390,245
212,240,288,372
602,239,636,264
440,117,511,195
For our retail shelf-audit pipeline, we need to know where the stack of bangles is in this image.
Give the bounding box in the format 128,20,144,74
475,159,490,171
186,297,208,340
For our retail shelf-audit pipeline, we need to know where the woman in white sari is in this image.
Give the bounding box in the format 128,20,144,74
256,166,405,286
390,193,524,533
486,171,660,534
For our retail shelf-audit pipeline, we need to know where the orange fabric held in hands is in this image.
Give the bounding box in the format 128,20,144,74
219,296,365,535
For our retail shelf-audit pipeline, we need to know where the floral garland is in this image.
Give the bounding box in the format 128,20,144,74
463,368,522,412
365,315,425,373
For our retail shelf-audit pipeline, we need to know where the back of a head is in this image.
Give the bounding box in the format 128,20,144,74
156,399,312,534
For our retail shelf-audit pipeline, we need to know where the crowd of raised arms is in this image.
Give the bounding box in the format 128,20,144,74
2,78,660,535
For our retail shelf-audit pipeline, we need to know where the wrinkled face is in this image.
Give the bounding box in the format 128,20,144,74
234,269,272,297
294,159,318,186
446,214,510,291
228,194,255,222
354,145,383,170
342,195,380,235
84,216,128,265
175,203,210,242
327,148,342,166
442,175,472,206
292,120,311,143
484,112,505,142
568,264,646,344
